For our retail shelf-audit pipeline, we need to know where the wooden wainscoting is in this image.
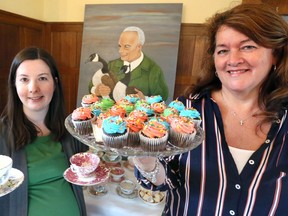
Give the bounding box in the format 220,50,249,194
0,10,207,115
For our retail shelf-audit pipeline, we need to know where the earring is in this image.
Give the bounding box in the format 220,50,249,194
215,71,218,77
273,65,277,71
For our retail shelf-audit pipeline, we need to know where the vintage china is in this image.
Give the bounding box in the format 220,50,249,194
0,155,13,185
102,154,122,164
116,185,138,199
87,185,108,197
70,152,100,177
63,165,109,186
0,168,24,197
105,151,119,161
110,167,125,182
65,114,204,157
119,179,136,195
139,188,165,206
110,175,125,183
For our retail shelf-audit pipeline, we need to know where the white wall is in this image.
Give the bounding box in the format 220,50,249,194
0,0,241,23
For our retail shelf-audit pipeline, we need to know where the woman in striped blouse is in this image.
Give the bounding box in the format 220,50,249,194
134,3,288,216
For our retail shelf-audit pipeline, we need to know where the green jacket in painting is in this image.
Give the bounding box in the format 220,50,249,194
108,54,169,101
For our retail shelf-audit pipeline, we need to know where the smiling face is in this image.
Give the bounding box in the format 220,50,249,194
214,25,275,95
118,31,142,62
15,59,55,117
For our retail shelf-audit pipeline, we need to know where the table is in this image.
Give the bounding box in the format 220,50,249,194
84,158,165,216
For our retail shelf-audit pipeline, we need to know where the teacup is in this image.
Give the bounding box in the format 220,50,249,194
110,167,125,181
119,179,136,195
105,151,119,161
0,155,12,185
70,152,100,178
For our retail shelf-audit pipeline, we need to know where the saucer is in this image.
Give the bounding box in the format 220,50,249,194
0,168,24,197
102,154,122,164
63,165,109,186
116,185,138,199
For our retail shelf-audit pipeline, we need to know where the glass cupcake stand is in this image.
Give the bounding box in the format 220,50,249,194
65,114,204,157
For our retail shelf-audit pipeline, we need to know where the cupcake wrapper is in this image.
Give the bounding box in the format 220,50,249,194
72,119,92,135
139,132,168,152
169,128,196,147
193,120,202,127
102,130,128,149
127,132,140,147
92,123,103,142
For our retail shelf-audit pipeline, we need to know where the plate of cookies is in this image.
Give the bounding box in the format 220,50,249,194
138,187,165,206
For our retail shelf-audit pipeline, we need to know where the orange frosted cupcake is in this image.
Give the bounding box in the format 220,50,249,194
116,98,135,115
109,104,126,118
139,120,168,152
150,102,167,115
71,107,93,135
81,94,99,108
125,116,145,147
169,116,197,147
128,110,148,122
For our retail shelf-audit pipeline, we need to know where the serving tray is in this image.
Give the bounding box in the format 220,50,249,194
65,114,204,157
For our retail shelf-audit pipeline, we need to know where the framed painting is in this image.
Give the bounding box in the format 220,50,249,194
77,3,183,105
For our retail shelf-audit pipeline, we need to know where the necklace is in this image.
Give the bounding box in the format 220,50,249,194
221,91,259,126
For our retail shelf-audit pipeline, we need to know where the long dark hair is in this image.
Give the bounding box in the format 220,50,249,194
186,4,288,124
1,47,66,150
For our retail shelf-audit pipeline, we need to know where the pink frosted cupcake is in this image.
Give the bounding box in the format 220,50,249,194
139,120,168,152
81,94,99,108
71,107,93,135
92,111,111,142
150,102,167,115
169,117,197,147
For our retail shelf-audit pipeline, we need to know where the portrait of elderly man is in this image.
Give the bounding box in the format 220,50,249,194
91,26,169,102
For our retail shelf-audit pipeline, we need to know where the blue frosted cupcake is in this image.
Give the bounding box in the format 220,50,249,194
180,108,202,126
102,116,128,149
135,103,154,117
168,100,185,112
146,95,163,104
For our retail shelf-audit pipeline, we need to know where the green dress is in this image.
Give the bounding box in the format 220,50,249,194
25,135,80,216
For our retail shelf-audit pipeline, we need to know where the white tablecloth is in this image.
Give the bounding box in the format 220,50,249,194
84,160,165,216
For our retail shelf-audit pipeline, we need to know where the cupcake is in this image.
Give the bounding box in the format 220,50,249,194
125,94,140,104
102,116,128,149
149,116,170,130
162,107,179,123
81,94,99,108
135,102,154,117
150,102,166,115
168,100,185,112
116,98,135,115
180,108,202,126
125,116,145,147
99,98,115,111
90,101,103,117
92,111,111,142
139,120,168,152
109,104,126,118
128,110,148,122
169,117,197,147
71,107,93,135
146,95,163,104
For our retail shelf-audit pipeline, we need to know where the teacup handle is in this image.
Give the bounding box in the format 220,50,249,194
70,164,77,173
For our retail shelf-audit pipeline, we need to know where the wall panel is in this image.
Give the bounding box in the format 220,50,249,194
0,9,207,115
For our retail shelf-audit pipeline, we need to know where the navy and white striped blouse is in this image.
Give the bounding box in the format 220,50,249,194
135,92,288,216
